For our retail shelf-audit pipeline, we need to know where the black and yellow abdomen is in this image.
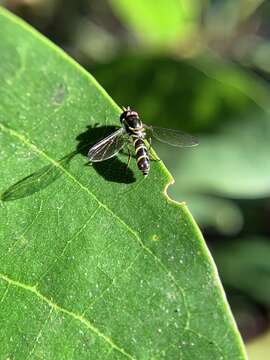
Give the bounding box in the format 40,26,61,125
133,137,150,176
121,109,150,176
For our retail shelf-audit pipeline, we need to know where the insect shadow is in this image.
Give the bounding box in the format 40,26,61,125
1,125,135,202
76,124,136,184
1,151,76,202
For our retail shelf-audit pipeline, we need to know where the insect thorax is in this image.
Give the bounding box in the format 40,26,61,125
123,116,143,134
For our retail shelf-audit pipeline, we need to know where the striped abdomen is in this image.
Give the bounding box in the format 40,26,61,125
133,137,150,177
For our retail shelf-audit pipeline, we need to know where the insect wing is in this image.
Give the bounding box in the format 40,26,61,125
88,128,127,162
144,124,198,147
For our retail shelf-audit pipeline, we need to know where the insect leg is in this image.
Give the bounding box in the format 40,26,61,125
126,146,131,170
146,138,161,161
147,136,152,149
149,153,161,162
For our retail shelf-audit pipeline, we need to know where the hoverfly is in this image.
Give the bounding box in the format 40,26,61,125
88,107,198,177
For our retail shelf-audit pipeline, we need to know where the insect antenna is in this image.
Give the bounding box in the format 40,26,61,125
122,105,131,111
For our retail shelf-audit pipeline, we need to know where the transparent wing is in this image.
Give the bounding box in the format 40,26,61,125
88,128,127,162
144,124,198,147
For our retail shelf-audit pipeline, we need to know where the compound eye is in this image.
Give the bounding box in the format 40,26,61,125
120,110,129,121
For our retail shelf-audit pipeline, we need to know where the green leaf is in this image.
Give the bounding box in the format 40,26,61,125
0,7,247,359
109,0,200,47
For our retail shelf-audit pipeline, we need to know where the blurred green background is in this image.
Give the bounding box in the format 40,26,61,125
1,0,270,357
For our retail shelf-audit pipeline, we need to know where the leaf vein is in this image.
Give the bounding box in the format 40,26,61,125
82,250,142,315
0,273,137,360
0,200,43,262
36,204,101,285
25,307,54,360
0,282,10,304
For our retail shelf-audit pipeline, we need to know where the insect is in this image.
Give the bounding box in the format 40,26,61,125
88,106,198,177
